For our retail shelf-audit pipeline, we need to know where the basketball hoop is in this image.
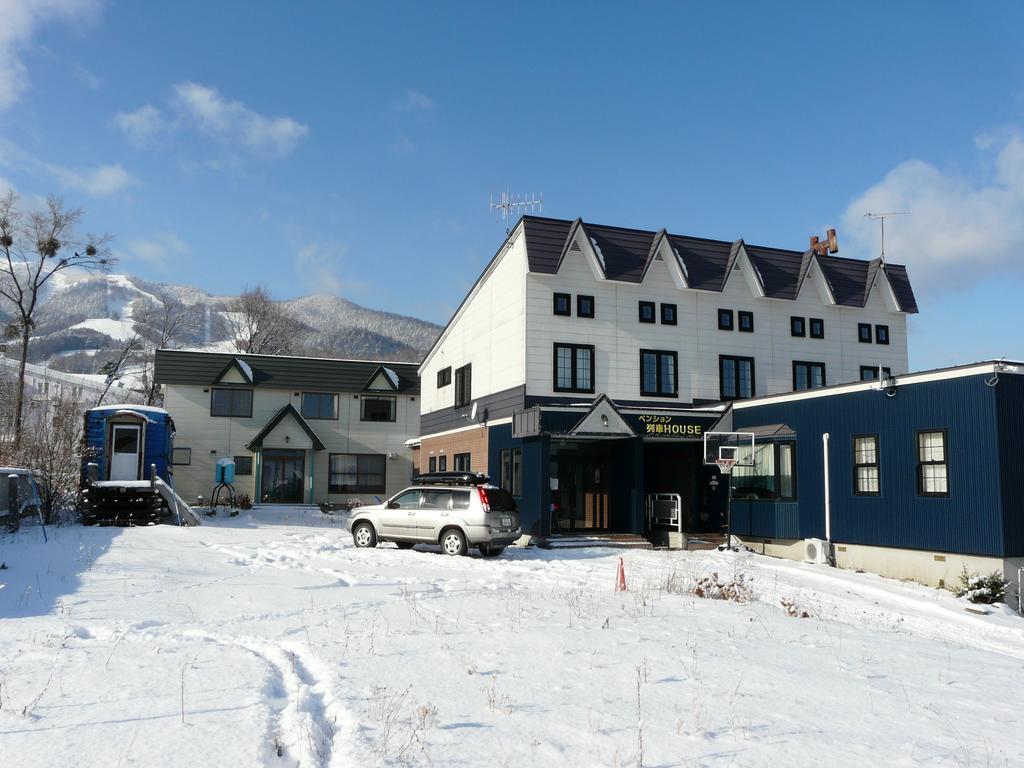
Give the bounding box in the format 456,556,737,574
715,458,737,475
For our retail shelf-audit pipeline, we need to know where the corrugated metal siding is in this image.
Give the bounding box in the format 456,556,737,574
732,500,800,539
996,375,1024,556
733,374,1005,556
82,409,173,482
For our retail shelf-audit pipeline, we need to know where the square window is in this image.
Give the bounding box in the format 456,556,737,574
718,309,734,331
660,303,677,325
577,295,595,318
210,388,253,417
233,455,253,475
858,323,872,343
554,343,595,393
553,293,571,316
454,453,471,472
638,301,655,323
172,447,191,466
790,316,806,337
436,367,451,388
859,366,892,381
329,453,386,494
301,392,337,420
809,318,824,339
875,324,890,345
738,311,754,332
792,361,826,391
361,396,396,422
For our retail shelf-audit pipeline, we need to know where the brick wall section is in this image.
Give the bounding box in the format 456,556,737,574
421,427,490,474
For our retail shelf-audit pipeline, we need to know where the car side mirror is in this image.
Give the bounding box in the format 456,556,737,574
386,501,399,509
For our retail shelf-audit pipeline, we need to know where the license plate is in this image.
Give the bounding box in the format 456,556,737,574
501,516,512,527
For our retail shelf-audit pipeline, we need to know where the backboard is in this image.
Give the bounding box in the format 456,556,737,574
703,431,756,468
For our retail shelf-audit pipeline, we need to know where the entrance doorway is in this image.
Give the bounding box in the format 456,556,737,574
261,449,305,503
551,447,612,532
109,424,142,481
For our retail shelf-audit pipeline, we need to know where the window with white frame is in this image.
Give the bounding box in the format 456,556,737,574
853,435,880,495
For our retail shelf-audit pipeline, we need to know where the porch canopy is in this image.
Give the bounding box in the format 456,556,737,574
246,404,326,451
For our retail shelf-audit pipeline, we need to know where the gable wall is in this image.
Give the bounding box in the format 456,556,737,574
524,242,909,403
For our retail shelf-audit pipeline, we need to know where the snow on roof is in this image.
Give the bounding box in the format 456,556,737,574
236,358,254,382
382,366,399,389
88,404,169,414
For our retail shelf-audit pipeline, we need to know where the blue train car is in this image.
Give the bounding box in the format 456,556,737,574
81,405,179,525
723,360,1024,589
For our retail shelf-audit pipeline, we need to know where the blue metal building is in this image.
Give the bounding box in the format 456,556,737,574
723,360,1024,586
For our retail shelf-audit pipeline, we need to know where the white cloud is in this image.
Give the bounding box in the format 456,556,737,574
114,104,165,147
294,242,365,297
0,0,101,109
71,61,100,90
842,132,1024,291
170,82,309,156
392,90,434,112
123,232,189,271
50,161,138,196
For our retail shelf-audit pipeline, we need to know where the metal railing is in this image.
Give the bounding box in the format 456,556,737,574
645,493,682,533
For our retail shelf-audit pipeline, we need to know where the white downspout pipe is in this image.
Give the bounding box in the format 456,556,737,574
822,433,832,543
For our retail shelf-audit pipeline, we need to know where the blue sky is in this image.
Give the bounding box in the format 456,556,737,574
0,1,1022,370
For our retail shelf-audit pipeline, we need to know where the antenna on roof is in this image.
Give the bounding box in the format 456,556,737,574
863,212,909,264
489,191,543,234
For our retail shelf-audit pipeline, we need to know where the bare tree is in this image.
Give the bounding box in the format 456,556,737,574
17,394,84,525
95,333,143,407
0,193,112,449
224,284,298,355
133,289,199,405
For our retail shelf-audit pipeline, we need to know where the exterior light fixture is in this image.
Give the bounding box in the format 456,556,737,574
601,414,609,427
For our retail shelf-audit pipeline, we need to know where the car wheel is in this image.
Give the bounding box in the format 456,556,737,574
352,521,377,548
394,541,415,550
478,544,505,557
440,528,468,556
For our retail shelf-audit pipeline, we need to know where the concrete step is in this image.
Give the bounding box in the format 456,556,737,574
542,534,654,550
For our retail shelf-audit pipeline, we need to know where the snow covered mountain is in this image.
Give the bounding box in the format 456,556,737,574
0,272,442,373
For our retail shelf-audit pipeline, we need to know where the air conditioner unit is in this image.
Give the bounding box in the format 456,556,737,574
804,538,831,565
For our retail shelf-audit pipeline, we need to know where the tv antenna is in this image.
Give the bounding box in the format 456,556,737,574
489,191,543,233
864,211,910,264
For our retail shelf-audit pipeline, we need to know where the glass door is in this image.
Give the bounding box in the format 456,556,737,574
261,449,305,503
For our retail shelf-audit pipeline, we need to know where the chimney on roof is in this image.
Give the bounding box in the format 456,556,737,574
810,228,839,256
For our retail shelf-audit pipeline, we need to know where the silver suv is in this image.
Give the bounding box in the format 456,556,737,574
348,472,521,557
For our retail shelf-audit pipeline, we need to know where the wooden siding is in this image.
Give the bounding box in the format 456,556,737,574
732,374,1007,556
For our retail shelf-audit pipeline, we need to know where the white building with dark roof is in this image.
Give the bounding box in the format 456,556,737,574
418,215,918,538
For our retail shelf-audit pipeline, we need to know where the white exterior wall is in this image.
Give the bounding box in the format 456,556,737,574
164,384,418,505
524,235,909,404
419,232,528,414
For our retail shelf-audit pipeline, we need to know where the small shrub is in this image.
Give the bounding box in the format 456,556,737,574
780,599,810,618
691,571,753,603
953,566,1007,604
234,494,252,510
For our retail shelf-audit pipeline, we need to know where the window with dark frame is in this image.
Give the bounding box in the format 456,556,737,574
577,295,595,318
501,447,523,497
738,310,754,333
553,292,571,316
438,455,447,471
875,324,890,345
210,388,253,417
172,447,191,466
453,453,471,472
859,366,892,381
731,441,796,501
301,392,337,420
233,455,253,475
454,364,472,408
809,318,824,339
791,316,805,337
792,361,826,391
360,396,396,422
858,323,872,343
428,456,437,473
917,429,949,497
553,343,595,393
718,309,734,331
640,349,678,397
853,435,880,496
437,367,451,388
660,303,677,325
638,301,656,323
719,355,754,400
328,453,386,494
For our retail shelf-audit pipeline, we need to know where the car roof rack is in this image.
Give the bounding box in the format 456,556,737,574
411,471,491,487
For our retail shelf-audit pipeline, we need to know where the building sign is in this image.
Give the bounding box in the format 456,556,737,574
628,413,712,438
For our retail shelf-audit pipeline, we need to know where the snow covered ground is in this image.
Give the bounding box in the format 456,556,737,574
1,509,1023,767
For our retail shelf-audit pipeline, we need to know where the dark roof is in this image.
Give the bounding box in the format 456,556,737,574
520,214,918,312
246,404,325,451
154,350,421,394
